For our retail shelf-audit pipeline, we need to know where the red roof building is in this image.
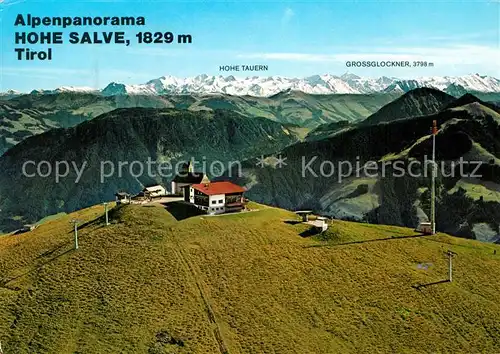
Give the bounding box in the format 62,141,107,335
188,181,246,214
191,181,246,195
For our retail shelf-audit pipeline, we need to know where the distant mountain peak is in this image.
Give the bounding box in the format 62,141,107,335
340,72,361,80
0,89,22,98
445,83,468,97
102,82,128,96
8,73,500,98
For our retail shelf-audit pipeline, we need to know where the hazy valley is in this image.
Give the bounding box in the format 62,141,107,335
0,91,401,155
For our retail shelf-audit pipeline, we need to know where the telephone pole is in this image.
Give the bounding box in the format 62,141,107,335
431,120,438,235
447,250,457,282
103,202,110,226
70,219,81,250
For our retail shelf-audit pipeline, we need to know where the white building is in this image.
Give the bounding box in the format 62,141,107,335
415,221,433,234
115,192,132,204
189,181,246,215
143,184,167,198
306,216,329,232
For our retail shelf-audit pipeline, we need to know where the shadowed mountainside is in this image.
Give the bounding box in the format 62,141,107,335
361,88,456,126
224,94,500,241
0,108,299,232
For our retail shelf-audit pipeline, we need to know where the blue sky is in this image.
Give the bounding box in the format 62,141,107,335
1,0,499,91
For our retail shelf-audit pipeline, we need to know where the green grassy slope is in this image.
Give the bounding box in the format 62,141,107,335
0,203,499,353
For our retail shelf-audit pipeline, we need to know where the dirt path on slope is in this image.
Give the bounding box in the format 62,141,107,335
173,244,230,354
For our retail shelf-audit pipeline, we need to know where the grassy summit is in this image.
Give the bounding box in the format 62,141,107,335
0,203,499,353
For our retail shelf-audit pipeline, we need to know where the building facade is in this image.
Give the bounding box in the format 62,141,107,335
189,181,246,215
143,185,167,198
115,192,132,204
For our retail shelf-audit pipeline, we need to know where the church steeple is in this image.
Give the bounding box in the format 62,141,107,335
179,160,194,174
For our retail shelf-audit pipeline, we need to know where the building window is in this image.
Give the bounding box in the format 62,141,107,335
218,199,223,203
212,200,216,205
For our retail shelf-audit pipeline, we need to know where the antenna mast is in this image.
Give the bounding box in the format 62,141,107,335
431,120,438,235
70,219,81,250
103,202,110,226
446,250,457,282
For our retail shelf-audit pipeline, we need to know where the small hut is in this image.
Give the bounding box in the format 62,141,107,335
295,210,313,222
14,224,37,235
143,185,167,198
316,217,329,232
115,192,131,204
415,221,432,235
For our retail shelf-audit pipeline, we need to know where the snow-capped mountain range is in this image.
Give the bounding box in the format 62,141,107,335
7,73,500,97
